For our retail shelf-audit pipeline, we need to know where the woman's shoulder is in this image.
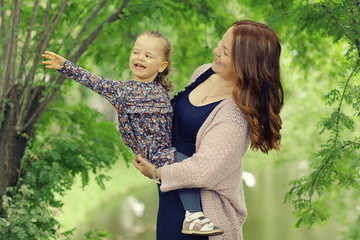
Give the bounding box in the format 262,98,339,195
188,64,212,85
213,98,249,128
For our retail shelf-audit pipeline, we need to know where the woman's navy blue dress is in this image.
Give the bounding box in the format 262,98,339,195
156,68,222,240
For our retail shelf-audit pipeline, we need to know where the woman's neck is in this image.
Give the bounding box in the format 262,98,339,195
188,73,234,106
209,74,235,93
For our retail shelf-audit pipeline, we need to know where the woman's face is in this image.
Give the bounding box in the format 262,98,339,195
211,26,237,82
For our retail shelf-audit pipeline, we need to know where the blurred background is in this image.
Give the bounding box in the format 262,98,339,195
57,155,342,240
1,0,359,239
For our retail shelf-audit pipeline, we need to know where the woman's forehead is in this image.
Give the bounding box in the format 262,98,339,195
222,27,234,50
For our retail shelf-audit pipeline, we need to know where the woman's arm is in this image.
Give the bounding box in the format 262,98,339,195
133,103,250,190
133,120,248,188
161,119,249,192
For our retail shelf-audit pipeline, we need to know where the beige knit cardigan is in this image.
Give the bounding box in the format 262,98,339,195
161,64,251,240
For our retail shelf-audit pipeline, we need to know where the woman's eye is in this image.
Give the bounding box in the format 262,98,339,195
224,51,228,56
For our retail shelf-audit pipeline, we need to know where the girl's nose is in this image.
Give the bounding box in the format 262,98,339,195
137,53,145,61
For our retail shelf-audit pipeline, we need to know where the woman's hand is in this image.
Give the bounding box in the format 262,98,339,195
133,155,161,180
42,51,66,70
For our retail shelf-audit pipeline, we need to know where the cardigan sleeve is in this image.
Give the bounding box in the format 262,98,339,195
160,103,250,192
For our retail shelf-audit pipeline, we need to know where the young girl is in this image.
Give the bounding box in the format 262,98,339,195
42,31,223,236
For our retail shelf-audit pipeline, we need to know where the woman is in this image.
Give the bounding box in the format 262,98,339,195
134,20,283,240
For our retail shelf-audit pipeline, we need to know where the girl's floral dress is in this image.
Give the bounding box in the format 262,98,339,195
58,60,175,167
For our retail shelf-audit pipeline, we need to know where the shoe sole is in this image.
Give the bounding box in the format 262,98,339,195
182,229,224,236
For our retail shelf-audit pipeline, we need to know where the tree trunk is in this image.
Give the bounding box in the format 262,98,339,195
0,0,131,214
0,84,44,213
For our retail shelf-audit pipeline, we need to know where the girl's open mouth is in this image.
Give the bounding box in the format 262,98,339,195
135,63,146,69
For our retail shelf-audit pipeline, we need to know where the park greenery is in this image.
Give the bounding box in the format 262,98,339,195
0,0,359,239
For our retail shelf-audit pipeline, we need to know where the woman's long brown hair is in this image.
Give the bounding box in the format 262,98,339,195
231,20,283,153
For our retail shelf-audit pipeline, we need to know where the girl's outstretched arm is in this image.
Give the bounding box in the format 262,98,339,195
42,51,125,109
42,51,66,70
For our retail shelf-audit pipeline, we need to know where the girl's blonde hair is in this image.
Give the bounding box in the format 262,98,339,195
138,31,173,92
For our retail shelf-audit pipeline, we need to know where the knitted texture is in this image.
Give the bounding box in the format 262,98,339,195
161,64,251,240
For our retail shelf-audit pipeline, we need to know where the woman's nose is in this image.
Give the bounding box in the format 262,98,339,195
213,46,220,57
213,41,221,56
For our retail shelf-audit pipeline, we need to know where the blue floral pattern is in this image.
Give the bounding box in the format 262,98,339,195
58,60,175,167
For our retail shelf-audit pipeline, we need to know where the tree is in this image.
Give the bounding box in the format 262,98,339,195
0,0,134,238
283,1,360,238
0,0,131,208
242,0,359,238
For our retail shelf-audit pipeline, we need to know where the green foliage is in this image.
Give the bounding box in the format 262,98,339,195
0,185,67,240
85,228,111,240
0,102,127,239
284,61,359,231
2,0,359,239
240,0,360,237
342,214,360,240
281,1,360,234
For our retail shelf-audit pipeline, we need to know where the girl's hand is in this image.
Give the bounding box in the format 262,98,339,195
133,154,160,180
42,51,66,70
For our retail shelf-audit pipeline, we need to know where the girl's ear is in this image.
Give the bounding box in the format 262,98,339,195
158,61,168,73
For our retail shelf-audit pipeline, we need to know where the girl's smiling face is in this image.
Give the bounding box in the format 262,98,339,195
129,34,168,82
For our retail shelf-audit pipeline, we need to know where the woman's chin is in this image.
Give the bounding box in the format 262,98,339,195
211,62,220,73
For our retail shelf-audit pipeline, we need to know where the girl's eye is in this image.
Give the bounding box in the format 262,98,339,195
133,51,139,54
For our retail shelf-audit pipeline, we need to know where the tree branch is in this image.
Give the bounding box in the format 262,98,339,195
308,61,360,209
349,1,360,58
0,0,8,96
1,0,53,100
0,0,7,53
70,0,131,62
334,60,359,142
0,0,23,97
13,0,53,85
340,140,360,149
55,3,96,54
16,0,131,133
15,0,69,132
18,0,40,80
321,2,354,44
64,0,109,59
